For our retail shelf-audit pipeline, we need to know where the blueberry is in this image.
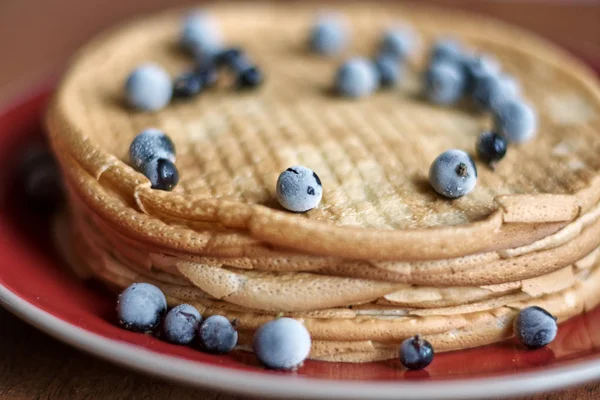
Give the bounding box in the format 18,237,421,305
20,144,63,213
424,60,466,105
142,158,179,191
495,100,538,144
213,48,262,89
429,149,477,199
276,166,323,212
198,315,238,354
399,334,434,370
429,38,462,64
129,129,176,171
163,304,202,345
476,131,508,169
374,54,402,87
180,11,222,57
125,64,173,112
473,73,520,111
514,306,558,349
117,283,167,333
308,14,348,56
214,47,245,68
463,53,501,93
173,72,204,98
253,317,311,370
195,62,219,88
335,57,379,98
236,66,263,89
378,25,418,60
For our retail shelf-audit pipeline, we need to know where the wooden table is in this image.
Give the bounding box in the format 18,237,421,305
1,1,599,399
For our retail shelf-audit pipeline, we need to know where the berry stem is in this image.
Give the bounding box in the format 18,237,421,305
414,334,423,349
455,163,468,177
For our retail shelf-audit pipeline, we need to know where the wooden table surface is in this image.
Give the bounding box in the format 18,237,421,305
1,1,599,399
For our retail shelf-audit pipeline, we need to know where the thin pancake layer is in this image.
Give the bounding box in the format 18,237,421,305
47,2,600,260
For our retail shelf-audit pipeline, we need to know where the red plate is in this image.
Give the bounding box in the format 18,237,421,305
2,86,600,399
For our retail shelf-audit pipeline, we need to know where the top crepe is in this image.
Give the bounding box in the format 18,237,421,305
46,3,600,260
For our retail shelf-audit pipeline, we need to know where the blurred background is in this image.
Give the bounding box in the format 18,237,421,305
0,0,598,105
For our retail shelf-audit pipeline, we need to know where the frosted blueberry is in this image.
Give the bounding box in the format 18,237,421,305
142,158,180,191
129,129,176,171
424,60,466,105
378,24,418,60
173,63,218,99
476,131,508,169
198,315,238,354
214,47,245,68
463,53,501,93
117,283,167,333
429,38,463,64
399,335,434,370
495,99,538,144
335,58,379,98
180,11,222,57
429,149,477,199
515,306,558,349
214,48,263,89
20,144,63,213
163,304,202,345
473,73,521,111
374,54,402,87
253,318,311,370
276,166,323,212
173,71,204,98
125,64,173,112
308,13,348,56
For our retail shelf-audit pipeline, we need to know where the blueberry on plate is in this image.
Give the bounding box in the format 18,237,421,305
494,99,538,144
308,13,348,56
378,24,418,61
20,144,63,213
429,149,477,199
476,131,508,169
214,47,245,68
236,66,264,89
253,317,311,370
424,60,466,105
462,53,500,93
117,283,167,333
374,54,402,87
163,304,202,345
198,315,238,354
473,73,520,112
335,57,379,98
429,38,463,64
125,63,173,112
515,306,558,349
129,128,176,171
399,334,434,370
173,72,204,98
180,10,222,57
276,166,323,212
142,158,180,191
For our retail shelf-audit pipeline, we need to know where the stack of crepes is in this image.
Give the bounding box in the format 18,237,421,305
46,3,600,362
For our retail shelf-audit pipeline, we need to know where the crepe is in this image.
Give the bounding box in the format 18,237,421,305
55,212,600,362
46,2,600,261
